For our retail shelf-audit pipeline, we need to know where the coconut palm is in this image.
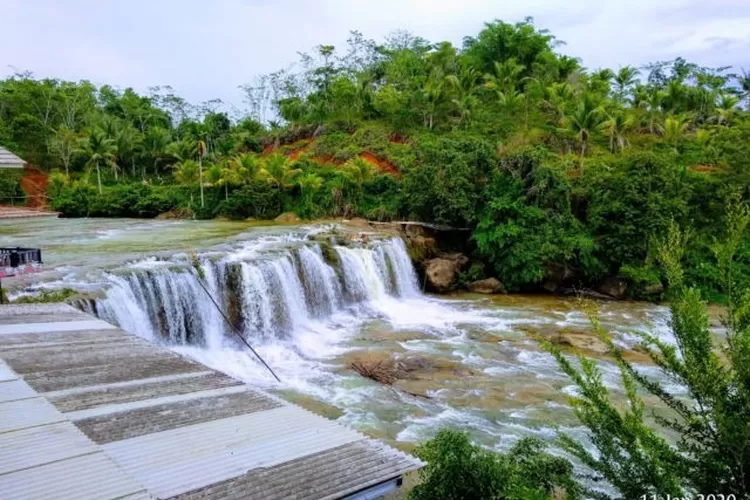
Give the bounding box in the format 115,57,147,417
604,112,634,153
560,93,606,170
259,154,300,190
82,129,116,194
115,125,142,178
714,93,741,126
661,114,691,150
484,58,525,94
144,127,171,177
342,157,374,188
231,153,262,181
173,159,200,186
613,66,639,102
296,172,324,206
737,68,750,110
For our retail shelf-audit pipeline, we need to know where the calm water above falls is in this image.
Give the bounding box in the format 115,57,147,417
1,218,681,457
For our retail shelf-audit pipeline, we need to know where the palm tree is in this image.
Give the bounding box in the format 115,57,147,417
604,112,634,153
82,129,116,194
342,157,374,187
613,66,639,102
738,68,750,110
714,93,741,126
422,68,445,129
144,127,171,177
173,159,200,186
561,93,605,170
296,172,324,207
661,114,691,150
259,154,300,190
484,58,525,93
445,66,479,129
232,153,261,181
640,89,665,134
115,125,142,178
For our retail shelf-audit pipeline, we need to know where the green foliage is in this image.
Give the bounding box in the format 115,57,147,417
586,152,690,275
12,288,79,304
474,149,596,290
3,19,749,297
0,170,25,204
410,429,582,500
214,181,281,220
541,201,750,498
50,183,188,218
401,134,495,226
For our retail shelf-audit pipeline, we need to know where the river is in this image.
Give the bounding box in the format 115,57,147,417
0,218,681,459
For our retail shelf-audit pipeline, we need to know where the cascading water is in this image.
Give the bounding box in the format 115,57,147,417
95,236,420,349
8,218,685,492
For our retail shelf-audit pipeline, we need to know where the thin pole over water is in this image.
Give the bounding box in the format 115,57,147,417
192,271,281,383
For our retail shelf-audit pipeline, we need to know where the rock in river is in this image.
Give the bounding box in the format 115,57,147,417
467,277,506,294
423,253,468,292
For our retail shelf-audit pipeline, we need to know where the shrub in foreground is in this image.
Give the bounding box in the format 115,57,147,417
409,429,582,500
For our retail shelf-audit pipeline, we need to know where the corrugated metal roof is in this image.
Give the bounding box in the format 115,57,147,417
0,422,99,475
0,303,424,499
105,406,364,498
0,452,149,500
0,359,17,381
0,146,25,167
0,378,37,403
0,397,66,433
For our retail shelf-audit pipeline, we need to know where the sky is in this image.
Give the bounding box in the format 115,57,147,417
3,0,750,111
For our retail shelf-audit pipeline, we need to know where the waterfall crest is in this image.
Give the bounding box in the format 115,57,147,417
96,237,420,346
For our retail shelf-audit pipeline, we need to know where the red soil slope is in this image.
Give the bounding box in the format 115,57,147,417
20,166,49,208
263,138,400,176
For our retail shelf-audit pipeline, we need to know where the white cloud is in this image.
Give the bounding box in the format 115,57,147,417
2,0,748,108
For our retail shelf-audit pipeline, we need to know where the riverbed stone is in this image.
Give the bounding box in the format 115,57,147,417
423,253,468,292
274,211,300,224
643,281,664,295
551,332,609,354
467,277,506,294
597,277,628,299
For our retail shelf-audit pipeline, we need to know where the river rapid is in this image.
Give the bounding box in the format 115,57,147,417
1,218,683,459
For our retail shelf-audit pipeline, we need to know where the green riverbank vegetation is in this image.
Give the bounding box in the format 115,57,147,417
3,19,748,300
2,16,750,499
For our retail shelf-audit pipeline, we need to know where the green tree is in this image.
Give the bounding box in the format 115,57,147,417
560,93,605,170
82,129,116,194
48,126,80,176
543,200,750,498
604,112,634,153
410,429,583,500
259,154,300,190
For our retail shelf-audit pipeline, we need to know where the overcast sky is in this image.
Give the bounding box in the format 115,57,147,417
3,0,749,111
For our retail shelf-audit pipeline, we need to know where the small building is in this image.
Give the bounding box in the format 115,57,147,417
0,147,26,169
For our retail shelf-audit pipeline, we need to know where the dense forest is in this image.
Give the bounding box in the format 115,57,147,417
1,18,749,300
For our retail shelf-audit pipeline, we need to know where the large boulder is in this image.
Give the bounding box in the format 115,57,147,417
274,212,300,224
423,253,468,292
643,281,664,296
597,277,628,299
551,332,609,355
467,277,506,294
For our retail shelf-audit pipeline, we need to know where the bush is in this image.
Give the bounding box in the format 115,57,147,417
410,429,582,500
541,201,750,498
401,134,495,227
50,183,187,218
215,181,281,220
0,170,25,204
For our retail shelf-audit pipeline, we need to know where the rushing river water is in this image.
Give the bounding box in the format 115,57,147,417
1,218,684,460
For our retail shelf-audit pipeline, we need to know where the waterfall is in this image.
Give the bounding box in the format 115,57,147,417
96,236,421,347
